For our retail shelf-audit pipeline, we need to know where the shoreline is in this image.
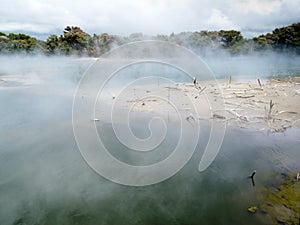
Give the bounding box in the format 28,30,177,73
98,76,300,133
1,73,299,132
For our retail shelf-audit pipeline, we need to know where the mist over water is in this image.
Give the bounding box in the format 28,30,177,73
0,54,300,225
204,53,300,79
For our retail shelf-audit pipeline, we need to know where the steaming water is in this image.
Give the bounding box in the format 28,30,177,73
0,55,300,225
205,53,300,79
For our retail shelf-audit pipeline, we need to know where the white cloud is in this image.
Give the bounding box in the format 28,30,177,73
232,0,281,15
0,0,299,38
0,22,53,33
207,8,238,30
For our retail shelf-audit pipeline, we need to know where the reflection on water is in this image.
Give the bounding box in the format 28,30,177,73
0,56,300,225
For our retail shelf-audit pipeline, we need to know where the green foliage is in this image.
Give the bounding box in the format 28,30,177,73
255,23,300,53
6,33,38,53
228,39,251,54
252,36,272,51
93,33,115,55
59,26,90,54
0,33,8,53
219,30,243,48
259,174,300,225
46,34,59,54
0,22,299,55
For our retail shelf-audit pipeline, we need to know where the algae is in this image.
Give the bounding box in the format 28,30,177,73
259,174,300,225
247,206,258,213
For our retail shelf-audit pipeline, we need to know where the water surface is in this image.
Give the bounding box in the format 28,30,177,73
0,55,299,225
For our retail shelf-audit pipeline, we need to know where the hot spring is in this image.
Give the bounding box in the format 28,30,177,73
0,54,299,225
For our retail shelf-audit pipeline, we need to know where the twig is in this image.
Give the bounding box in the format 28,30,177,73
236,94,255,98
213,113,226,120
198,86,207,95
278,111,298,115
227,109,249,122
268,100,274,120
257,78,262,87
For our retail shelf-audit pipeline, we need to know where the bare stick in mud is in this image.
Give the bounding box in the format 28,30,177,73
257,78,262,87
248,170,256,187
198,86,207,95
268,100,275,120
193,77,199,90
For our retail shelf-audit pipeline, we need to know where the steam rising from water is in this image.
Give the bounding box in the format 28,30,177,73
0,54,299,225
204,52,300,79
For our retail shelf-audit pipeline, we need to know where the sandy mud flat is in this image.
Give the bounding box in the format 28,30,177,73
106,76,300,133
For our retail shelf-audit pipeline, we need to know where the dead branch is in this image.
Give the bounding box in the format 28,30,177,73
236,94,255,98
257,78,262,87
268,100,275,120
198,86,207,95
213,113,226,120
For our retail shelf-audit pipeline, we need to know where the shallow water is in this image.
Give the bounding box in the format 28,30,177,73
205,53,300,79
0,56,299,225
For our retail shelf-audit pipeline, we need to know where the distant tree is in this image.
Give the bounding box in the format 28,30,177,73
6,33,38,53
46,34,59,54
59,26,91,54
228,39,251,54
256,23,300,53
86,35,96,56
173,32,193,46
167,32,175,42
156,34,169,41
0,22,300,55
171,31,222,55
252,36,272,51
0,32,8,53
272,23,300,53
219,30,243,48
192,31,221,49
93,33,115,55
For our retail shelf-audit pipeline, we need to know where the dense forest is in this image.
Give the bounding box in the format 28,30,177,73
0,22,299,56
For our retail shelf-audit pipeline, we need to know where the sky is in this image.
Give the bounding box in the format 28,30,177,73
0,0,299,39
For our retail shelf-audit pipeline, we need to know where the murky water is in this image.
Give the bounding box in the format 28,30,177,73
0,56,299,225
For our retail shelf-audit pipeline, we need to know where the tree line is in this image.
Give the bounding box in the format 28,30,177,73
0,23,299,56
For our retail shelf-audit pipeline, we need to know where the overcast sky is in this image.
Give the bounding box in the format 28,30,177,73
0,0,299,39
